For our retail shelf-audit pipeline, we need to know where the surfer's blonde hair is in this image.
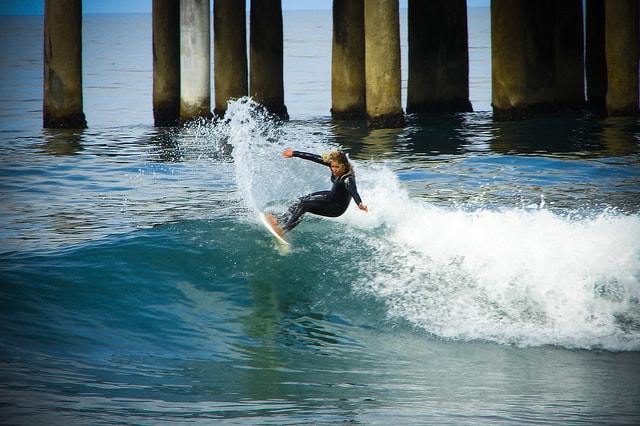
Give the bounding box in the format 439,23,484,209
322,150,354,177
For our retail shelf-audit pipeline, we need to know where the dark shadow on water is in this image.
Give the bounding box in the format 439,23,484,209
331,112,640,159
40,128,84,155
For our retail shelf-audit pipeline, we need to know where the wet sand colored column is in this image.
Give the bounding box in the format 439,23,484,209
491,0,556,120
43,0,87,129
180,0,212,121
152,0,180,126
407,0,472,113
364,0,405,128
250,0,288,119
331,0,365,120
605,0,639,116
214,0,248,117
491,0,527,120
585,0,607,110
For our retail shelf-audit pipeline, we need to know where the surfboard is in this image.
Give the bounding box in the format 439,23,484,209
259,212,290,254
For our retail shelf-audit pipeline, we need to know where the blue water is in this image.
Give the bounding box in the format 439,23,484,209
1,11,640,425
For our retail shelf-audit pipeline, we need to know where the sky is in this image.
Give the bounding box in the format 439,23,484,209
0,0,490,16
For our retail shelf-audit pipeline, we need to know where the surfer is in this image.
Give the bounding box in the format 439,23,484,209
266,149,368,236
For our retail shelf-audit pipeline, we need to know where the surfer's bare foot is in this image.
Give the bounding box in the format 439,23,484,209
265,213,286,238
265,212,277,226
273,226,285,238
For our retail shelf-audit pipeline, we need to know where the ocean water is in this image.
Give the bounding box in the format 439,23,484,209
1,10,640,425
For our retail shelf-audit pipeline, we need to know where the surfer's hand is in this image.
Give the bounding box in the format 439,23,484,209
359,203,369,213
282,149,294,158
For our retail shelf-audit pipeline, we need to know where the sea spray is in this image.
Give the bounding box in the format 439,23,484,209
220,98,640,351
351,188,640,350
224,98,340,216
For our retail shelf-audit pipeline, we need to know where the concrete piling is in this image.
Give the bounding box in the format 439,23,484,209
152,0,180,126
491,0,557,120
42,0,640,130
214,0,248,117
43,0,87,129
249,0,288,119
364,0,405,128
585,0,607,110
180,0,212,121
331,0,366,120
604,0,639,116
553,0,585,109
407,0,472,113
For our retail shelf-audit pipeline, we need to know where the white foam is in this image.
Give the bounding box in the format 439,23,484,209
351,167,640,350
223,98,640,351
225,98,340,215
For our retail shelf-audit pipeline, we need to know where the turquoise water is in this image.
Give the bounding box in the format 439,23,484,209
2,11,640,425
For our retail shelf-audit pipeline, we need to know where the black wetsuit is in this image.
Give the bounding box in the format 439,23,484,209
279,151,364,233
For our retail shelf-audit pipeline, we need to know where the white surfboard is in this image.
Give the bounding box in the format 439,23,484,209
259,212,290,254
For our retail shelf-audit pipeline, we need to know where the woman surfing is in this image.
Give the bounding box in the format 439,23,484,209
265,149,368,237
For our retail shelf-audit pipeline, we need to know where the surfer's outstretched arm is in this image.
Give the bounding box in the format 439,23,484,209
282,149,327,167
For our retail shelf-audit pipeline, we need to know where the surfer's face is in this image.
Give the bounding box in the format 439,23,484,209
330,161,345,177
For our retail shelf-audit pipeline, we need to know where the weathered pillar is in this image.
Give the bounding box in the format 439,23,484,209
180,0,212,121
491,0,556,120
364,0,405,128
554,0,585,109
605,0,639,116
491,0,527,120
407,0,472,113
250,0,288,119
214,0,248,117
585,0,607,110
331,0,366,119
43,0,87,129
152,0,180,126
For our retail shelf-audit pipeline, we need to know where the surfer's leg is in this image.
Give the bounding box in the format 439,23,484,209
281,191,334,233
280,201,306,233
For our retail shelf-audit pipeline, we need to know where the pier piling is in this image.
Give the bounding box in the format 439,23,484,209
604,0,639,116
152,0,180,126
331,0,366,120
585,0,607,110
214,0,248,117
364,0,405,128
43,0,87,129
249,0,288,119
42,0,640,130
554,0,585,109
179,0,212,121
491,0,557,120
407,0,472,113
